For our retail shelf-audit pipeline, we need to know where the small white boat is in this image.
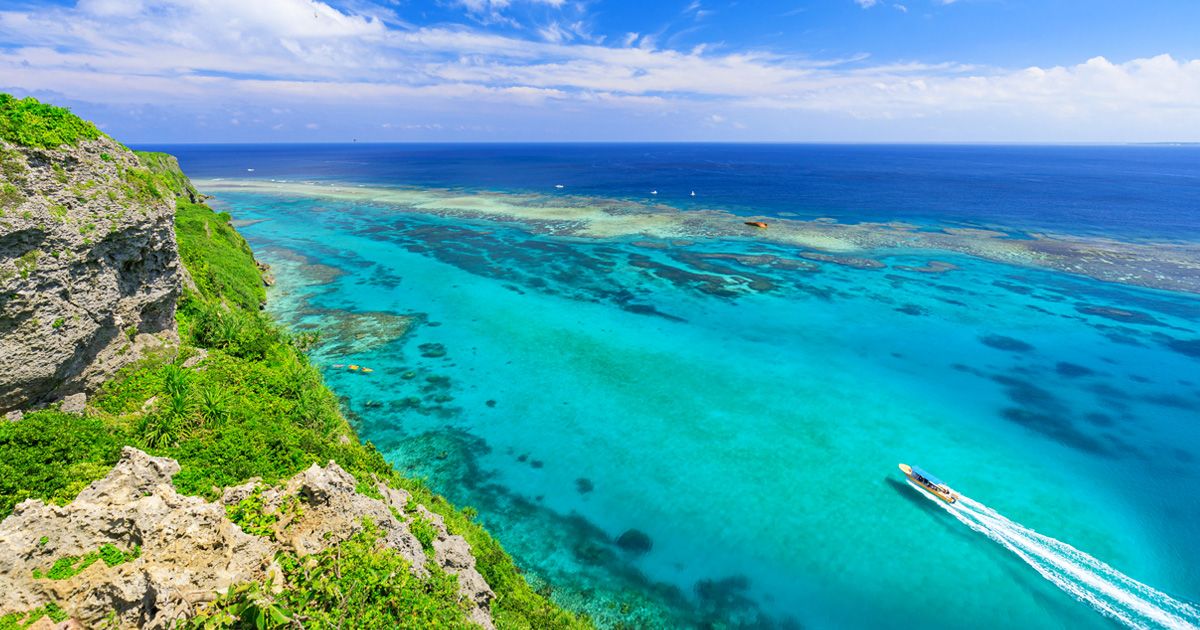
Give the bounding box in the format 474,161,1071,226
247,168,255,172
690,190,696,197
650,190,658,195
555,184,564,189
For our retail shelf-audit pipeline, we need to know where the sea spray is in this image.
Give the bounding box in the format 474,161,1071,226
906,481,1200,630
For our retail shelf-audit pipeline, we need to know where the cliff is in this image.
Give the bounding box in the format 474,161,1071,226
0,96,180,414
0,96,587,629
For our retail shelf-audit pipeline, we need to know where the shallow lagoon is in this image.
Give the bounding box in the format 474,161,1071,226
196,185,1200,629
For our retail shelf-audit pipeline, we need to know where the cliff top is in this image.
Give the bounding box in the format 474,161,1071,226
0,95,103,150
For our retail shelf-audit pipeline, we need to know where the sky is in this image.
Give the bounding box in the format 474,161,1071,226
1,0,1199,143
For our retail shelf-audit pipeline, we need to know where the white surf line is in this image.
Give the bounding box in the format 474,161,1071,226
957,495,1200,622
905,481,1200,630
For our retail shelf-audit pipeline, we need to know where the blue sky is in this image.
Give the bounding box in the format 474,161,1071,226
1,0,1198,142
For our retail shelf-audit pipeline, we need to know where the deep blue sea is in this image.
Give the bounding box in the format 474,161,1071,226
141,144,1200,629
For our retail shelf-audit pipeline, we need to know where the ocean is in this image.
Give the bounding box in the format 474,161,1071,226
140,143,1200,629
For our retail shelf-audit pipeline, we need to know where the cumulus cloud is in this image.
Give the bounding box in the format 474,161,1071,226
0,0,1196,141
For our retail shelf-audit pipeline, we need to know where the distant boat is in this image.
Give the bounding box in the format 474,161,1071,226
690,190,696,197
899,463,958,504
555,184,564,189
247,168,255,172
650,190,658,195
744,221,768,229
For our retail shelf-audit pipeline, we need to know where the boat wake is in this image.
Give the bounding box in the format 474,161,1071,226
906,481,1200,629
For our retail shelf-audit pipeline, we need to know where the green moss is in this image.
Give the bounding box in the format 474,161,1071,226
15,249,39,279
0,146,27,182
48,203,67,221
0,182,22,212
51,318,65,329
0,94,102,149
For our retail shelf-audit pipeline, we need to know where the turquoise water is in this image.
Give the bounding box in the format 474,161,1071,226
204,183,1200,628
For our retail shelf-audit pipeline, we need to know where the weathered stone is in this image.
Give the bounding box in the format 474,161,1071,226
4,409,21,422
0,137,181,414
59,393,86,414
0,448,275,628
0,449,498,629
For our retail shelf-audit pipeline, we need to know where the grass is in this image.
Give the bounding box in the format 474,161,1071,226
174,200,266,312
0,94,102,149
137,151,199,200
0,142,589,629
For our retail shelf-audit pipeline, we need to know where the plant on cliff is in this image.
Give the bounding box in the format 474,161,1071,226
188,522,472,629
0,94,102,149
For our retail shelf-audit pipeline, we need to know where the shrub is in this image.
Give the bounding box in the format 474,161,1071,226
188,522,472,629
0,94,102,149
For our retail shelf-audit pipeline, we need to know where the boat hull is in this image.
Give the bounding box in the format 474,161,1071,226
899,463,957,504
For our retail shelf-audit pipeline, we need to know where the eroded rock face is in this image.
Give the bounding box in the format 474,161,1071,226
0,137,181,413
0,448,497,629
0,447,275,628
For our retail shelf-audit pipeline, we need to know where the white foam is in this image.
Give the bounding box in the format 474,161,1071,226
906,482,1200,629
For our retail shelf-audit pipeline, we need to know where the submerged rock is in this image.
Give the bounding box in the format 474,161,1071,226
616,529,653,555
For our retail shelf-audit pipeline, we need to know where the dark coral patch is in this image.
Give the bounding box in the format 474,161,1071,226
1075,304,1162,326
1055,362,1095,378
615,529,653,554
980,334,1035,353
1165,338,1200,359
418,342,448,358
895,304,926,316
576,478,594,494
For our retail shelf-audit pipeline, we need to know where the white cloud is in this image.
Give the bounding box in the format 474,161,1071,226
0,0,1196,141
855,0,879,8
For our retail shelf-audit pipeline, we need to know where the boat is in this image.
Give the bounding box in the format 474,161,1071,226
348,364,360,371
690,190,696,197
899,463,958,504
650,190,658,195
555,184,564,189
744,221,768,229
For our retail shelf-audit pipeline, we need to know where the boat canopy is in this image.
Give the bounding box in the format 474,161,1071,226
911,466,945,487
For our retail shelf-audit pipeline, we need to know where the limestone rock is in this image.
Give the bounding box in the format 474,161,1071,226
0,447,274,628
59,393,86,414
0,450,497,629
0,137,182,413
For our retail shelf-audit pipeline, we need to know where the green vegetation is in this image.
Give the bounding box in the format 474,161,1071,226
0,183,22,213
32,544,140,580
0,94,102,149
0,603,68,629
175,200,266,312
225,487,302,539
137,151,199,200
0,142,588,627
187,522,472,629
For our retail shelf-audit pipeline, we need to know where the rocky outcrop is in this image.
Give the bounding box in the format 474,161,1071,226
0,137,181,413
0,448,275,628
221,462,497,629
0,448,496,628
